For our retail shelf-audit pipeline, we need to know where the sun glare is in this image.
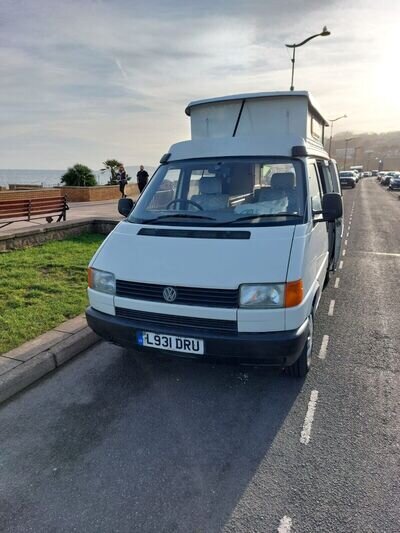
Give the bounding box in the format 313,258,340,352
373,27,400,110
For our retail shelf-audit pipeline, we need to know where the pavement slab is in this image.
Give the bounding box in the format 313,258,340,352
0,356,21,375
0,316,99,404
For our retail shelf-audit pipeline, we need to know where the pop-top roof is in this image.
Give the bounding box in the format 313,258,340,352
185,90,329,126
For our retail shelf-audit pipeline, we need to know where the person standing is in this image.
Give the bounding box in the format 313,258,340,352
118,164,128,198
136,165,149,193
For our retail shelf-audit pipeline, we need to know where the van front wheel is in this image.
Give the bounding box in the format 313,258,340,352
287,314,313,378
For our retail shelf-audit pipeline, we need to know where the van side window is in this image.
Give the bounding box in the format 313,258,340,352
317,161,334,193
308,164,322,211
328,161,341,193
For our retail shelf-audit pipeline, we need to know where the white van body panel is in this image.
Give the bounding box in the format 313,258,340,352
237,308,285,332
88,288,115,315
89,221,296,333
91,221,295,289
284,222,328,330
169,135,302,161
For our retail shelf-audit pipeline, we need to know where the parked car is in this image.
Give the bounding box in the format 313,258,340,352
377,171,387,182
380,175,392,186
388,176,400,190
349,167,362,180
86,91,344,378
372,170,378,176
339,171,357,188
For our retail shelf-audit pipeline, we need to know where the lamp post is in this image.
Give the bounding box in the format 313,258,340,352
353,146,362,166
286,26,331,91
365,150,374,171
343,137,354,170
328,114,347,156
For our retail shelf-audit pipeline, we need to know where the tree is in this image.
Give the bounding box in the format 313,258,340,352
61,164,97,187
102,159,122,185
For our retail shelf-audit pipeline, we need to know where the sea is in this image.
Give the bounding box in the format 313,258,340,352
0,166,156,189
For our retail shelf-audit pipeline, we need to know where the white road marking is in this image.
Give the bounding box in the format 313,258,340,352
342,249,346,256
334,277,340,288
346,232,350,238
318,335,330,360
356,251,400,257
300,390,319,445
339,260,344,269
344,240,348,246
278,516,292,533
328,300,335,316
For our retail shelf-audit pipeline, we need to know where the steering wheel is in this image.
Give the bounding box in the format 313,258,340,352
166,199,204,211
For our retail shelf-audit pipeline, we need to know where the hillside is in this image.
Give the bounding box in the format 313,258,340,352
330,131,400,170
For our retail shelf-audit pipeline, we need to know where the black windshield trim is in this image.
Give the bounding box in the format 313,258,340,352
224,213,303,225
141,214,216,224
129,217,303,228
129,156,307,227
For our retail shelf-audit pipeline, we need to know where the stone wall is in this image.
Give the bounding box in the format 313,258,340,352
0,218,119,252
0,189,62,201
60,183,139,202
0,184,139,203
8,184,44,190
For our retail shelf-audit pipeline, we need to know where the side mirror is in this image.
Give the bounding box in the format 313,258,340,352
321,193,343,222
118,198,135,217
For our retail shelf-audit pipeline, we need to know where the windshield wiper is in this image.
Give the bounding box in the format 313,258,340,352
141,214,217,224
225,213,303,224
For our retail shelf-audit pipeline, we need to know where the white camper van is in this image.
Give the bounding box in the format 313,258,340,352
86,91,343,377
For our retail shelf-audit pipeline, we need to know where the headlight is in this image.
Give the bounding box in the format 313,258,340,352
240,284,285,308
88,268,116,295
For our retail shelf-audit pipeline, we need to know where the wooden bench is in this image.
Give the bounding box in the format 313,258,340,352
0,196,69,229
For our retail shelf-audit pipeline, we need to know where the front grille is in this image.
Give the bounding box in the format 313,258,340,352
115,307,237,334
116,280,239,308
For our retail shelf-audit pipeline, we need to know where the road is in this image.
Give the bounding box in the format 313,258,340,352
1,179,399,532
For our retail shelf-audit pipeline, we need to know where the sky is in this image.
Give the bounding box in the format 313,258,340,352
0,0,399,169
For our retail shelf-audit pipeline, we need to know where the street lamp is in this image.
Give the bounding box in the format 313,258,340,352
353,146,362,166
328,114,347,156
286,26,331,91
365,150,374,171
343,137,354,170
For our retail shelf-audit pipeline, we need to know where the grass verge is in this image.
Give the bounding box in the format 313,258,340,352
0,234,104,354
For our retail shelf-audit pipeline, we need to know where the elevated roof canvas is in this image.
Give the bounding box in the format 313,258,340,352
185,91,329,126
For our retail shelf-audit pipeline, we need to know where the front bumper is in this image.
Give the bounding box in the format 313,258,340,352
86,307,309,367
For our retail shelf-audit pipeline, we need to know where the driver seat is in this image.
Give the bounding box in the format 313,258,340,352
191,176,229,210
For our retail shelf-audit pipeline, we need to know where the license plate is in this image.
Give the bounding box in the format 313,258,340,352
137,331,204,354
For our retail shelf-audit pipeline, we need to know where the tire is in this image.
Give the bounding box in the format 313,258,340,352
287,314,314,378
352,183,356,188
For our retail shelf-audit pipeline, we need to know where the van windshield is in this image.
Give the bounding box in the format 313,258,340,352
129,158,306,226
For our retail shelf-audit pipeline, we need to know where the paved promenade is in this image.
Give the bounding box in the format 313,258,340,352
0,199,124,234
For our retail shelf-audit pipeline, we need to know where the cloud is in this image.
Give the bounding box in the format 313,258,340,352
0,0,399,168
